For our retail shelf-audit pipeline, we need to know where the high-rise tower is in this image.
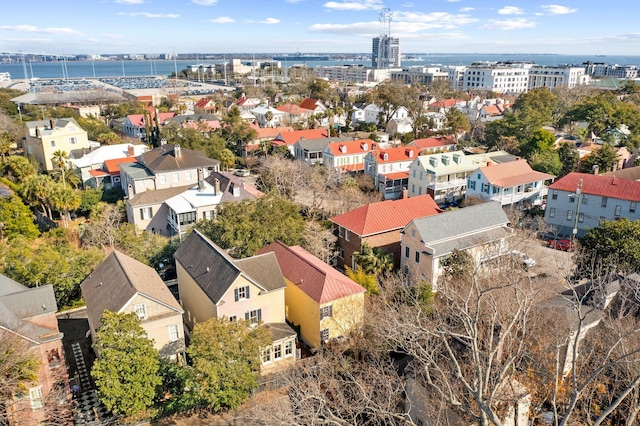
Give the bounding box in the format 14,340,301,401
372,8,400,69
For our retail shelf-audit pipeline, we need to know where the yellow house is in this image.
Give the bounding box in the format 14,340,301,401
81,250,185,361
258,241,366,349
23,118,91,172
174,230,297,372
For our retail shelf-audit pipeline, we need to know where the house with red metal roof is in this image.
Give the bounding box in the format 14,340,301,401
193,97,217,114
117,112,176,139
409,135,457,154
466,158,555,207
330,194,442,271
276,103,314,126
364,146,421,199
272,128,329,155
544,172,640,237
257,241,365,349
322,138,375,174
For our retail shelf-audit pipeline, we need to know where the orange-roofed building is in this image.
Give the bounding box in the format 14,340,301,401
193,98,217,114
427,98,464,112
330,194,442,271
257,241,366,349
323,138,376,173
119,112,176,139
272,128,329,155
90,156,138,188
364,146,421,199
409,136,457,154
466,158,555,206
276,103,314,126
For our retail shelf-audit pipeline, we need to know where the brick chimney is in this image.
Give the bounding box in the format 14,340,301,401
35,126,40,137
174,144,181,158
49,118,55,130
127,145,135,156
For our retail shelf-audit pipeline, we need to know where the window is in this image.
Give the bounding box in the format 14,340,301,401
337,247,344,259
468,179,476,190
140,207,152,220
234,286,250,301
246,309,262,325
567,210,573,221
403,264,409,275
415,251,420,263
178,212,196,225
134,303,146,320
516,185,522,193
69,137,77,145
600,216,606,225
168,324,179,342
320,328,330,343
338,226,344,238
578,213,584,223
285,340,293,356
261,347,271,364
405,246,410,258
273,344,282,360
159,174,167,184
601,197,608,208
569,194,575,203
320,305,333,319
229,315,237,322
345,230,350,241
631,202,637,213
549,207,555,218
615,205,622,217
29,387,44,409
551,189,558,200
582,195,588,205
186,170,193,180
173,172,180,182
50,140,56,147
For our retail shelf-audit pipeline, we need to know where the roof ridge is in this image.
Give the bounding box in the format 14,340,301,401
192,230,242,274
112,250,138,292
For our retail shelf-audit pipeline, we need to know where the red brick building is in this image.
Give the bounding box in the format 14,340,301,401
0,274,69,426
330,194,442,271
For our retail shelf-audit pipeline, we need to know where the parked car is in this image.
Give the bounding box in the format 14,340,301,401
547,239,573,251
510,250,536,268
234,169,250,177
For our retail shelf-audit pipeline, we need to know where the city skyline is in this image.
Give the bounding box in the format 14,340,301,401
1,0,639,56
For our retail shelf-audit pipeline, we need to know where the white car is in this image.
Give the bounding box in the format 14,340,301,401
510,250,536,268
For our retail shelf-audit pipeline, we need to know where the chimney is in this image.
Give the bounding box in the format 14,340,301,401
486,162,492,167
127,183,134,200
592,164,599,175
400,188,409,199
127,145,135,156
197,167,204,182
214,178,220,195
49,118,55,130
35,126,41,137
174,144,181,158
82,147,86,156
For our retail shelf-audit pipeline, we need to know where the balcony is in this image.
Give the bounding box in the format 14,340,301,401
428,178,467,191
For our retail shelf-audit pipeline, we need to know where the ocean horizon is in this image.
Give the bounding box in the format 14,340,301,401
1,54,639,80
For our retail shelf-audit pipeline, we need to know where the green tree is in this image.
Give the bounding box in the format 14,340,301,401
345,265,378,295
219,148,236,171
307,79,333,102
557,142,580,177
218,106,258,154
78,187,104,216
195,196,305,258
186,317,271,412
353,242,394,276
50,150,69,187
96,132,122,145
0,195,39,240
1,156,37,181
529,150,562,176
577,218,640,276
92,312,161,420
19,174,56,218
520,128,556,159
580,144,619,173
49,183,81,227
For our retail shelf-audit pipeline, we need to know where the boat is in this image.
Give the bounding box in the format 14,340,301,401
273,52,330,61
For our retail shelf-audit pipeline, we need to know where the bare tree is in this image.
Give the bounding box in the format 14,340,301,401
301,220,338,264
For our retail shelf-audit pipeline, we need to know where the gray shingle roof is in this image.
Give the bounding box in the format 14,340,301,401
128,184,196,207
139,145,220,173
0,274,62,344
411,202,510,245
204,171,261,203
173,230,286,304
120,162,154,180
80,250,182,330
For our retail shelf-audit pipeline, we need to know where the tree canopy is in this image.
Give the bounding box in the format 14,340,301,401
0,195,39,240
92,312,161,420
578,218,640,276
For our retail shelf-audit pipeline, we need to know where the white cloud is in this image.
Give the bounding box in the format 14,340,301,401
0,24,83,36
540,4,577,15
480,18,536,30
118,12,180,18
248,17,280,24
498,6,524,15
114,0,144,4
103,33,125,39
209,16,235,23
0,37,53,44
459,7,475,12
191,0,218,5
323,0,384,11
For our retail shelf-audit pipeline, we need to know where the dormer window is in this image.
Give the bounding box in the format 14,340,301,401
383,153,389,161
361,142,368,150
134,303,147,320
339,145,347,153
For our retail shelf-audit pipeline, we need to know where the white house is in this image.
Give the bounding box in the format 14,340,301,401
544,172,640,237
465,159,555,207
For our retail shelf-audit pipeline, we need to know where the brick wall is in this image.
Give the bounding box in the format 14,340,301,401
336,228,403,270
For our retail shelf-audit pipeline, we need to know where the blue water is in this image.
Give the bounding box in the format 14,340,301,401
1,54,639,80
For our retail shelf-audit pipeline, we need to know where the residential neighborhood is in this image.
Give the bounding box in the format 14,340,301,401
2,41,640,426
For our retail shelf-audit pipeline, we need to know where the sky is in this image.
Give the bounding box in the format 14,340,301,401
1,0,639,56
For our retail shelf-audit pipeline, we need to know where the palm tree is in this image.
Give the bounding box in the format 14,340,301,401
264,110,274,128
49,183,81,228
50,150,69,187
219,148,236,172
52,166,81,189
353,242,394,276
20,174,55,218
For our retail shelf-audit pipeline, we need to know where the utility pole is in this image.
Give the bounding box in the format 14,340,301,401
572,178,583,242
